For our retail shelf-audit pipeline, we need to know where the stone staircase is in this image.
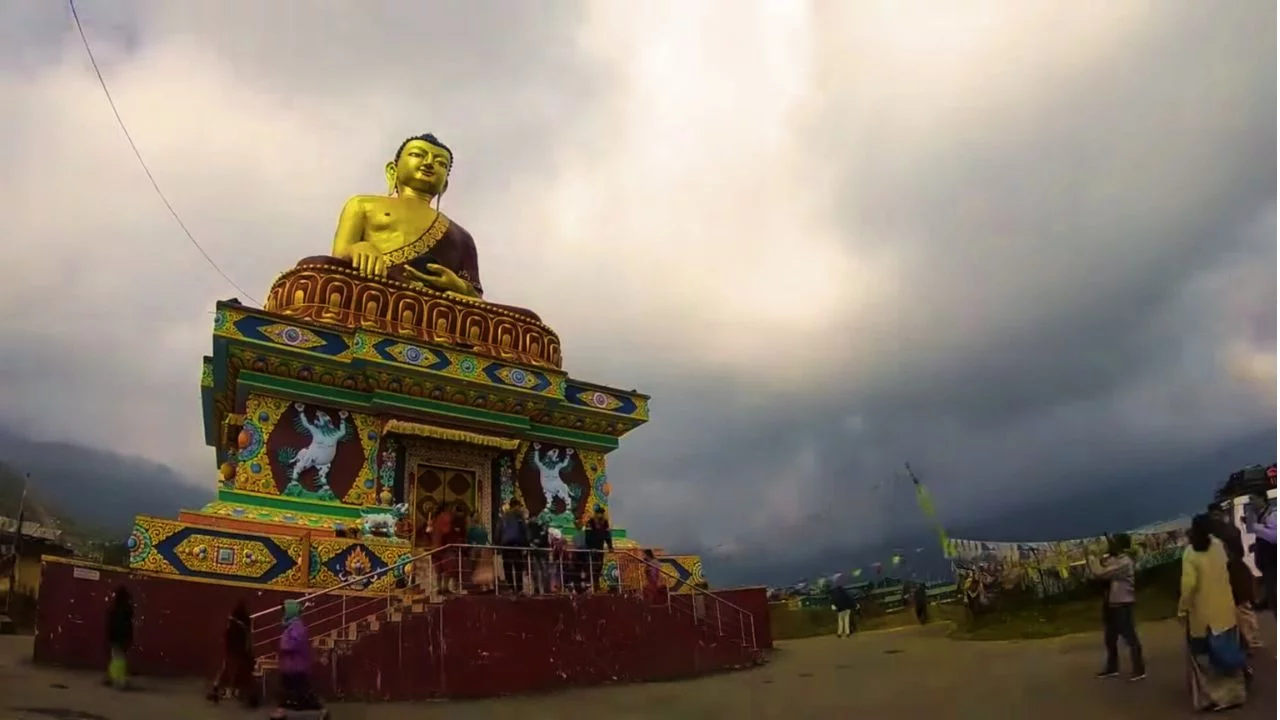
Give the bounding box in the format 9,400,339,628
250,546,763,699
250,552,436,682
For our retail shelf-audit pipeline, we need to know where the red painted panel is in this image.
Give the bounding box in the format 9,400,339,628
33,560,307,678
267,403,367,499
516,443,591,520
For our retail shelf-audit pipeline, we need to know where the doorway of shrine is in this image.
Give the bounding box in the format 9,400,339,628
409,463,477,548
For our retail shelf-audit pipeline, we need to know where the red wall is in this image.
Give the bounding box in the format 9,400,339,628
33,559,308,678
34,560,764,700
313,595,758,701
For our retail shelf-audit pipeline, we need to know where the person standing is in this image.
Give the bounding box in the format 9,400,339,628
1181,514,1248,712
466,511,494,593
829,584,856,638
104,586,134,690
583,506,614,593
270,600,323,720
1246,495,1276,613
548,527,567,593
528,519,552,594
208,600,256,705
445,502,470,591
497,499,530,595
1087,533,1146,681
913,582,929,625
641,548,666,605
1207,503,1260,649
429,504,456,594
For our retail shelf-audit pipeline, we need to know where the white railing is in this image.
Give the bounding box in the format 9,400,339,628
617,549,758,651
249,548,429,656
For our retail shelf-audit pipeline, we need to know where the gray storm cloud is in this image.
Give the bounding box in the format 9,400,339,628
0,1,1273,574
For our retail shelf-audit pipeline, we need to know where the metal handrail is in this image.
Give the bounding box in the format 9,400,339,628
618,549,752,615
248,548,429,621
616,548,758,650
250,542,758,659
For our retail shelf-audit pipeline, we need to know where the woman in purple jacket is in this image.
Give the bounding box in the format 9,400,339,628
270,600,324,719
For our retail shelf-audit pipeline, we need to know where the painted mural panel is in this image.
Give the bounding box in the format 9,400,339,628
235,394,381,506
308,536,413,591
128,516,306,587
606,553,705,595
495,453,518,511
514,442,610,531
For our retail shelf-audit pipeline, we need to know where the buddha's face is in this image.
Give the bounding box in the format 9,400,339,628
387,139,451,197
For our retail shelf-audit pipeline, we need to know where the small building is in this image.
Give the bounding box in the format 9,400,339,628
0,516,74,599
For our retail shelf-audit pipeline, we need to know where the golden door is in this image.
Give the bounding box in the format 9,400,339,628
409,463,477,547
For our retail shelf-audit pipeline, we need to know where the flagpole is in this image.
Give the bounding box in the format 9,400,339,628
5,474,28,615
905,463,952,558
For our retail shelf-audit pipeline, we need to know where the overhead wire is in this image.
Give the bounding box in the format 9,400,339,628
67,0,260,305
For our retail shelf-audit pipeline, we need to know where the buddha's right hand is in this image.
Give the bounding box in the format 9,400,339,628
349,242,389,278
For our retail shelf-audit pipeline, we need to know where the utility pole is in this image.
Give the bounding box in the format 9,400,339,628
1,473,27,631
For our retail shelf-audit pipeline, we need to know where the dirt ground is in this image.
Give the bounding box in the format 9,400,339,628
1,617,1274,720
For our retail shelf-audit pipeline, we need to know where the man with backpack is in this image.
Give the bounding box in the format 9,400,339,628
497,499,530,595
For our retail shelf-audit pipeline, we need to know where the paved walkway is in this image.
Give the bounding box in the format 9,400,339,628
0,618,1274,719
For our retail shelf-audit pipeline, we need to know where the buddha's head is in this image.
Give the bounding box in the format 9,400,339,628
386,133,453,199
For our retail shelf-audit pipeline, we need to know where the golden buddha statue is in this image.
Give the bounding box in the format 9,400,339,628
291,133,542,322
331,133,483,299
275,133,560,366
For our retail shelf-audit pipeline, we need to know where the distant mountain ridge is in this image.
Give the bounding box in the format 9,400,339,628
0,426,212,539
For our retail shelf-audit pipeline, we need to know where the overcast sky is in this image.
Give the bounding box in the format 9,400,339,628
1,1,1275,573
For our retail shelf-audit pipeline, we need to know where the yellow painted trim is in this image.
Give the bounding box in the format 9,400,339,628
383,419,520,450
41,555,389,598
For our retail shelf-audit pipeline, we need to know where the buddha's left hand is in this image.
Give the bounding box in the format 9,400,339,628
405,264,472,295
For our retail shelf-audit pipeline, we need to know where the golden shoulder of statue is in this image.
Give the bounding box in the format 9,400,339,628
330,133,482,299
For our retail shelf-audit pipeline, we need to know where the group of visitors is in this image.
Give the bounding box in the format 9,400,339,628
494,500,618,595
1088,492,1275,713
417,498,624,596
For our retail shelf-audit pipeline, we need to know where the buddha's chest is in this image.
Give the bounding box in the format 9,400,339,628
363,202,441,250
